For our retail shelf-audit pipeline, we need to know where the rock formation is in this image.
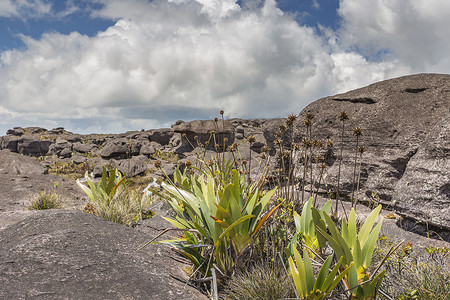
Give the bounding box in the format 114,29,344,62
296,73,449,229
0,73,448,230
0,209,207,299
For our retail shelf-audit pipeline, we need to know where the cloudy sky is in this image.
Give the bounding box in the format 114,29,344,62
0,0,449,134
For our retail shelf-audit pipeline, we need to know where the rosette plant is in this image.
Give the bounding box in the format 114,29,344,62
152,166,281,278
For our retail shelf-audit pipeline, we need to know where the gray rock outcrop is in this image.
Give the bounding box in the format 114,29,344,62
296,73,450,229
0,210,207,299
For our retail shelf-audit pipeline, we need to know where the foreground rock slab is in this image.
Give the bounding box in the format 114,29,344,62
0,210,207,300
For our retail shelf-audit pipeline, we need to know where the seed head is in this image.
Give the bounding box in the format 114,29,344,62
294,143,300,151
205,141,210,145
274,138,282,145
353,127,363,137
313,140,324,148
154,161,162,168
304,118,312,127
185,160,192,167
210,130,216,135
286,114,297,126
278,123,287,132
339,111,349,121
260,153,267,159
326,140,334,148
220,110,224,115
182,133,187,138
306,112,314,120
283,150,290,158
242,160,248,165
357,145,366,154
223,137,229,144
248,135,256,144
193,136,198,140
302,139,312,148
316,155,324,163
214,117,219,123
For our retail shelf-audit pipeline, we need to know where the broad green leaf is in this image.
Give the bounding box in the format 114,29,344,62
313,255,332,291
358,205,381,245
302,247,315,293
361,219,383,268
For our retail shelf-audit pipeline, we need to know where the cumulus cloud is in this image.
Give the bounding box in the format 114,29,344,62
0,0,449,134
338,0,450,72
0,0,52,19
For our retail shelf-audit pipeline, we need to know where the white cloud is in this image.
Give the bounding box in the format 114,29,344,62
0,0,52,19
0,0,449,135
338,0,450,72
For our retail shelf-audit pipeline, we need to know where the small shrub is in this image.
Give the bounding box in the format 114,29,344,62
376,239,450,299
77,167,153,226
220,262,295,300
27,190,63,210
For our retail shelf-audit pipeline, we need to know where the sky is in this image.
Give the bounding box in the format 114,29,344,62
0,0,449,135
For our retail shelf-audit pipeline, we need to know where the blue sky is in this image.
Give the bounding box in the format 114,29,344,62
0,0,449,134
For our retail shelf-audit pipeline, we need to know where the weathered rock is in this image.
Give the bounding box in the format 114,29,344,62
115,155,150,177
295,73,450,229
6,127,24,136
140,140,162,156
72,142,96,154
172,120,235,152
0,150,47,175
16,135,52,156
0,210,207,299
0,135,20,152
100,138,130,159
148,128,174,145
48,139,72,157
393,113,450,229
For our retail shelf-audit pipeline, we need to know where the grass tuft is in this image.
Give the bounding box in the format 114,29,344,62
27,190,63,210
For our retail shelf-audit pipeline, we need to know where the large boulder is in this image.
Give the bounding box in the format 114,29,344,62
0,210,207,299
296,73,450,229
0,149,47,175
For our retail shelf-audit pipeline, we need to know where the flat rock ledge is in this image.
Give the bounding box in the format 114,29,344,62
0,210,207,300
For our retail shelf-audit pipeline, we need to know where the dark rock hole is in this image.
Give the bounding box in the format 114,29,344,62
404,88,428,93
331,97,376,104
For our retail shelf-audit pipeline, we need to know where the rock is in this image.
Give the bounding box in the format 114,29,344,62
148,128,174,146
100,138,129,159
140,141,162,156
115,155,149,177
0,135,20,152
67,134,83,143
0,150,47,175
48,139,72,157
50,127,65,134
172,120,235,152
17,135,52,156
295,73,450,229
6,127,24,136
0,210,207,299
59,148,72,158
72,142,95,154
393,113,450,229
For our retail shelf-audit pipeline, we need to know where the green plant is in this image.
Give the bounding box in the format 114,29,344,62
152,150,179,164
151,165,280,278
27,189,63,210
315,205,386,298
287,197,332,257
76,167,153,226
288,247,354,299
